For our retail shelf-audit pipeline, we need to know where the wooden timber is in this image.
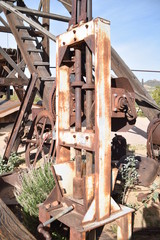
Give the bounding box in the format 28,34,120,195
0,198,36,240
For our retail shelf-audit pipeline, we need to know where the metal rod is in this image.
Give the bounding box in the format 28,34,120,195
44,205,74,226
87,0,92,21
131,69,160,73
77,0,81,23
75,48,82,132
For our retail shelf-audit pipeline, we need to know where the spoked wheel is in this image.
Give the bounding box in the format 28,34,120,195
25,110,55,168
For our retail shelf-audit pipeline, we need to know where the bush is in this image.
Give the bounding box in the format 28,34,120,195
14,163,55,217
0,153,22,175
152,86,160,106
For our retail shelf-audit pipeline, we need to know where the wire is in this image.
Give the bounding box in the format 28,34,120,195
131,69,160,73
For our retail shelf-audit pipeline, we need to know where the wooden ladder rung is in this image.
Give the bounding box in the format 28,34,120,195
40,77,56,81
16,25,32,30
27,49,43,53
34,62,50,66
21,36,37,41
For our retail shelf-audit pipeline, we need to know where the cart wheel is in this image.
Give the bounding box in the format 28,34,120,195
25,110,55,168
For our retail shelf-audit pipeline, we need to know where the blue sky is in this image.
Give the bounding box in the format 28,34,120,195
0,0,159,81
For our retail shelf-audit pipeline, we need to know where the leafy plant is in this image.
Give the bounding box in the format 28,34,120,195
14,163,55,217
152,86,160,106
120,155,139,204
0,153,22,175
141,183,159,208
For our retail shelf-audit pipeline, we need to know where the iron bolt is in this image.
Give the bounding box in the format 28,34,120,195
62,42,65,45
85,136,89,140
114,108,117,112
114,93,117,97
73,30,76,34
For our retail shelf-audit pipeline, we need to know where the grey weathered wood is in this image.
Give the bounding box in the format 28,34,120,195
34,61,50,66
0,1,56,42
15,6,70,22
111,47,160,120
0,47,28,81
6,59,26,78
0,198,36,240
0,77,28,86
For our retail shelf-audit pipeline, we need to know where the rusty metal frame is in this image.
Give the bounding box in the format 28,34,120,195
39,18,134,240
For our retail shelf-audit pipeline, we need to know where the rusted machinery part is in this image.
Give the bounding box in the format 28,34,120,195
49,82,76,126
49,82,56,121
37,224,52,240
147,117,160,159
37,205,74,240
25,110,55,168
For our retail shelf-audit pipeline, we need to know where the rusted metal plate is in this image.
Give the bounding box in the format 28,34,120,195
54,162,75,196
94,18,111,220
59,130,95,151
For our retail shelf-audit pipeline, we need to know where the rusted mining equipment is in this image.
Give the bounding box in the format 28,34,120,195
37,1,136,239
1,0,160,166
0,0,160,239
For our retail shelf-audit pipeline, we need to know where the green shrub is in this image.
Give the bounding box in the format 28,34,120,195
0,153,22,175
14,163,55,217
120,155,139,204
152,86,160,106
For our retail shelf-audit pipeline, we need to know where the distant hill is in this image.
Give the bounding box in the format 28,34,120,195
144,79,160,87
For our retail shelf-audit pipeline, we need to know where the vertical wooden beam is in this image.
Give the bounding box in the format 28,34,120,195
94,19,111,220
42,0,50,71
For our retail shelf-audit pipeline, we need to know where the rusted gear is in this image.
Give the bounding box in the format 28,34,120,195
25,110,55,168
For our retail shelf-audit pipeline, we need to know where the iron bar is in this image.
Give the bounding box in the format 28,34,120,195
45,205,74,227
131,69,160,73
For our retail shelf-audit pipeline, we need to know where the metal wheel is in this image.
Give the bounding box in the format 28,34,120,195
25,110,55,168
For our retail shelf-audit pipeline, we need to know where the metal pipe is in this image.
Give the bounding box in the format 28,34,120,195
37,205,74,240
44,205,74,226
77,0,81,23
75,48,82,132
87,0,92,21
86,0,93,177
